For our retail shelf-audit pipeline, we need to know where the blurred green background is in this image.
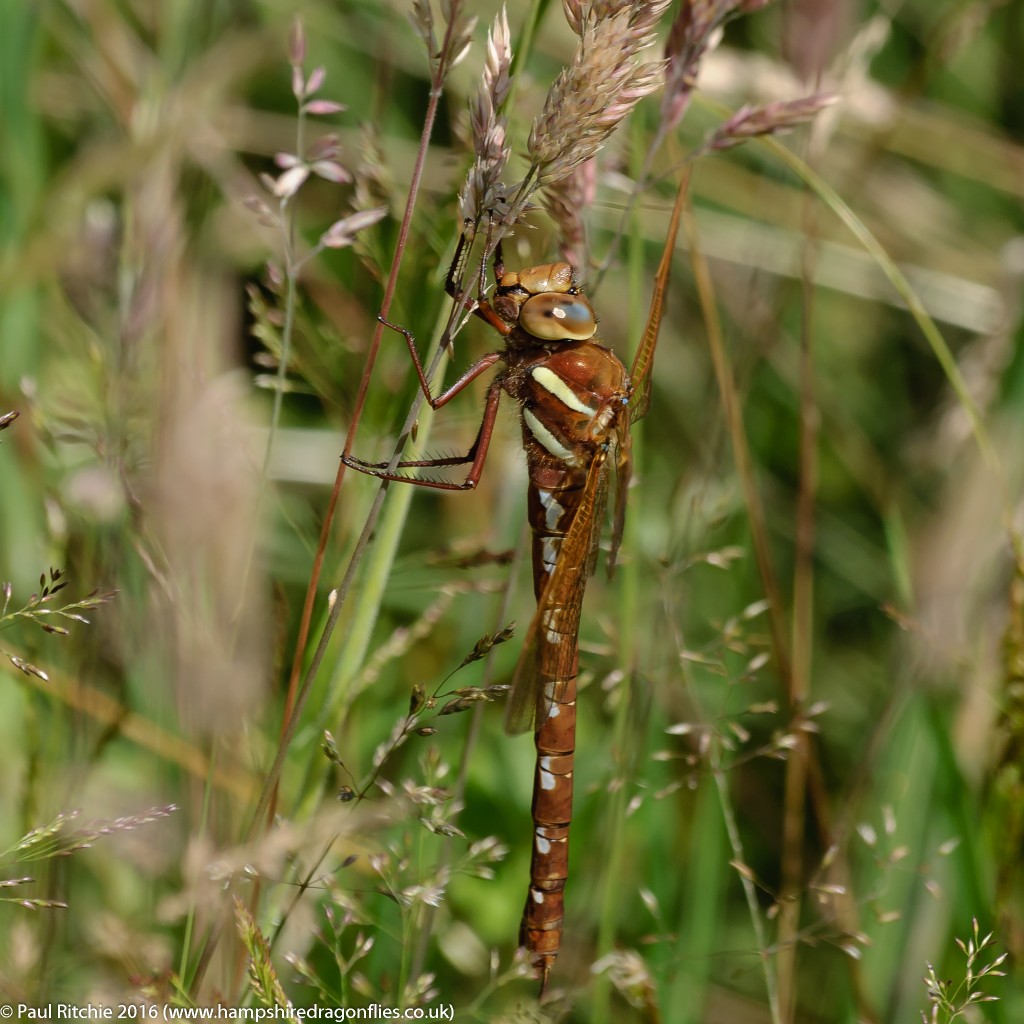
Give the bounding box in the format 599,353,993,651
1,1,1023,1021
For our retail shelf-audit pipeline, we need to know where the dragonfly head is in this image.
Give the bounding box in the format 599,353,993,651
496,262,597,342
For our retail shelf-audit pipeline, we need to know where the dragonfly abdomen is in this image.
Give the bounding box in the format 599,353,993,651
514,341,631,988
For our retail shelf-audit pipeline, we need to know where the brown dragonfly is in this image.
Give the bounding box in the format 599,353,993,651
344,186,685,990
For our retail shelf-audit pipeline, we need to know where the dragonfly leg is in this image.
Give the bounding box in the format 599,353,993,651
491,237,505,282
376,317,504,411
444,229,514,338
341,380,503,490
380,222,507,409
444,230,474,303
376,314,437,406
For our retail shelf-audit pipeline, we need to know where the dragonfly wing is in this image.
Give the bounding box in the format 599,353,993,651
503,452,610,735
608,426,632,573
628,172,688,424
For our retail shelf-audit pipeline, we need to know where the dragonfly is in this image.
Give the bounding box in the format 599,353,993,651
343,183,685,991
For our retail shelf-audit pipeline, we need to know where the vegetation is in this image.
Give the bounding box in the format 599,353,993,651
0,1,1021,1021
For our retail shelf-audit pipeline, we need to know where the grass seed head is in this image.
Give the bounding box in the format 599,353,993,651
527,2,671,187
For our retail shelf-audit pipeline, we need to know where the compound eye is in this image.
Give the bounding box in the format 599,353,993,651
519,293,596,341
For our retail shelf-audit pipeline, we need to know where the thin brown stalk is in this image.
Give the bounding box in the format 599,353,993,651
684,184,794,1015
269,5,472,828
188,4,473,1001
776,177,820,1023
683,190,793,686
